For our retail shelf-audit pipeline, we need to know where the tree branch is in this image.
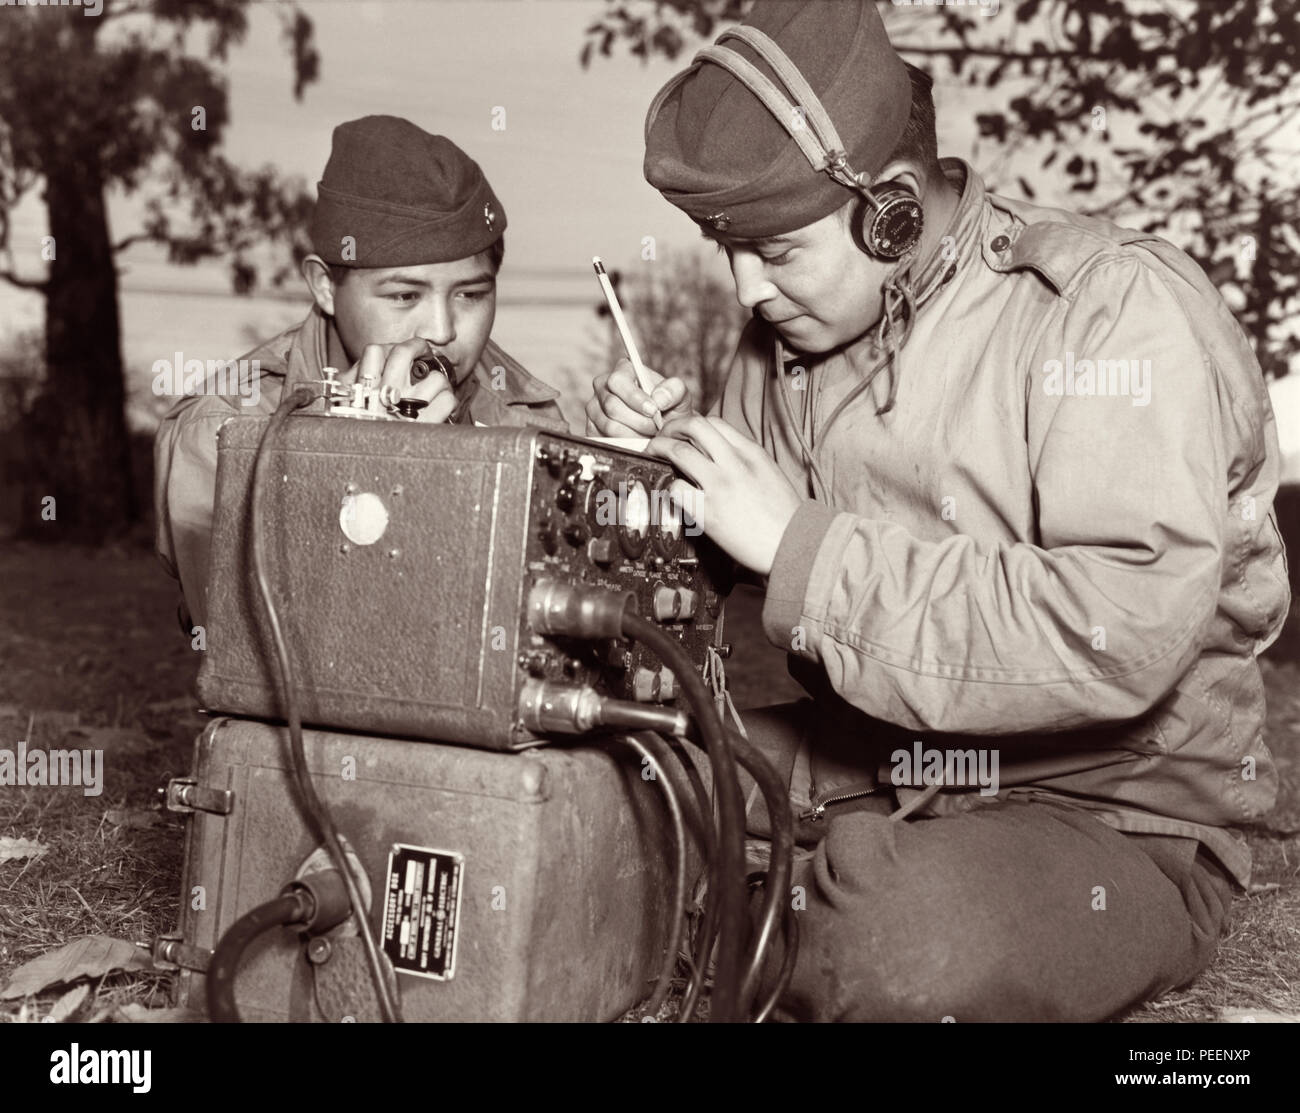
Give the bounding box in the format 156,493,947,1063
112,230,162,253
0,269,48,292
890,43,1161,62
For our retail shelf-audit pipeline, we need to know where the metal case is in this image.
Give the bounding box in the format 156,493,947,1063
173,717,686,1021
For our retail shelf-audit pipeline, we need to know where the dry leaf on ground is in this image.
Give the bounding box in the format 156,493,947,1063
111,1004,205,1023
45,984,89,1023
1219,1007,1300,1023
0,935,153,1000
0,837,49,863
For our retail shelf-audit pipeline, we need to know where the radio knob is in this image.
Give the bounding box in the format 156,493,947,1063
632,667,659,702
658,668,676,702
653,586,680,622
562,522,588,547
653,585,697,621
555,484,576,513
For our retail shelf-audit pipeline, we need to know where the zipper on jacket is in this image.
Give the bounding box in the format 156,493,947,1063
799,779,879,822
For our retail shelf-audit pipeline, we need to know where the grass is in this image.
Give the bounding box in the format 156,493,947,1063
2,548,1297,1022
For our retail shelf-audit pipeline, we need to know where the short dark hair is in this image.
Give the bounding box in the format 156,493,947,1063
329,235,505,286
885,64,941,182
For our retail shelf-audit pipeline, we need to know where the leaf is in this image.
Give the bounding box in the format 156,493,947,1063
1219,1008,1300,1023
0,837,48,862
46,984,89,1023
0,936,154,1000
111,1004,206,1024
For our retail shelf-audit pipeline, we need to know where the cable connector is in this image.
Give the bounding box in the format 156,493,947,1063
527,580,636,640
280,868,353,935
517,679,690,737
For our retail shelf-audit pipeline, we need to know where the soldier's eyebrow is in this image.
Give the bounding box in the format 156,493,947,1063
451,272,496,288
697,228,794,247
372,274,431,288
370,272,495,289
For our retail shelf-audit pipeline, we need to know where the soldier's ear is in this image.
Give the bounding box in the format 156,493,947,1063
301,254,337,316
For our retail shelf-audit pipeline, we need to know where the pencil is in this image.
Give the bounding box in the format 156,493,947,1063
592,256,663,430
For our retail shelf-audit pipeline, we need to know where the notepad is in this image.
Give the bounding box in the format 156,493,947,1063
582,435,653,454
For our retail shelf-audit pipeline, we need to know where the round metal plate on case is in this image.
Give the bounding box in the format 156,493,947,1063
339,491,390,546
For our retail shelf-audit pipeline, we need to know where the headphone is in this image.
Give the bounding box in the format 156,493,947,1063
648,25,923,261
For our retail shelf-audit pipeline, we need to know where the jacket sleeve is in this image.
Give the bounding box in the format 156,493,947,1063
761,256,1228,735
153,398,233,635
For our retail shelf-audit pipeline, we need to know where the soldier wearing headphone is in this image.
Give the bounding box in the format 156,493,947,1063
588,0,1289,1021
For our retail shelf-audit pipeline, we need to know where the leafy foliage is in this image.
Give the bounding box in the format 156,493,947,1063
0,0,318,296
582,0,1299,379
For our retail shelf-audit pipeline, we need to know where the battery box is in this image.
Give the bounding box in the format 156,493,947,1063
171,717,694,1022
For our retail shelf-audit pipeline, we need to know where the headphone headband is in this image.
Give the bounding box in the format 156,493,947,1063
644,20,924,260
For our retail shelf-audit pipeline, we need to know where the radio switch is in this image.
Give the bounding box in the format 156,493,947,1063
632,667,659,702
658,668,676,702
652,585,697,622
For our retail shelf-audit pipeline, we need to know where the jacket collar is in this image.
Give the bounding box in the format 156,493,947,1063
910,156,985,309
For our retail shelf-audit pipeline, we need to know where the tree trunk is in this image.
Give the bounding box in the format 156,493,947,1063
22,158,135,543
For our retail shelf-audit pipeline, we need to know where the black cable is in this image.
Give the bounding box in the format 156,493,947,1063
678,883,718,1023
249,388,402,1023
208,893,306,1023
620,611,748,1022
673,723,795,1021
752,899,799,1024
663,737,718,1025
722,726,795,1015
632,731,715,1024
603,733,689,1019
664,735,717,859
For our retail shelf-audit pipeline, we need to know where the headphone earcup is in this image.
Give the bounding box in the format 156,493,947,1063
858,180,924,260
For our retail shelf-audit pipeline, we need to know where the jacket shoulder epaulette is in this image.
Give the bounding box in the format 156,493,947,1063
983,194,1165,297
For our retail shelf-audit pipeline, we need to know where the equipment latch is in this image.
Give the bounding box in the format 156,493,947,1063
164,776,234,816
151,933,213,973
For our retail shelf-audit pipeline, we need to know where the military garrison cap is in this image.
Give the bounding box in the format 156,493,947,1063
644,0,911,239
310,116,505,267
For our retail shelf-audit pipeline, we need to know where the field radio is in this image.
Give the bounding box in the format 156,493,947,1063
195,413,736,746
161,390,793,1025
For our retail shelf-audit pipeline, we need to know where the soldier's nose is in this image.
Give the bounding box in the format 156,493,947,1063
731,255,778,311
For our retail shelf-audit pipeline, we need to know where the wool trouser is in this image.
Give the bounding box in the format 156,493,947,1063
722,700,1236,1022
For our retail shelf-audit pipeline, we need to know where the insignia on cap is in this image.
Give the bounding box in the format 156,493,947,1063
706,210,731,231
484,202,496,229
